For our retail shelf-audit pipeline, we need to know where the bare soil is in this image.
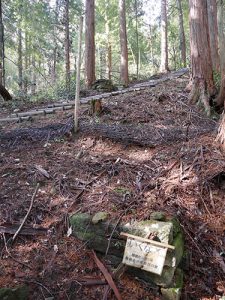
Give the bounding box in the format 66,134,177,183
0,76,224,300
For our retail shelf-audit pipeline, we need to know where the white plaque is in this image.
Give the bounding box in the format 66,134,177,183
122,235,169,275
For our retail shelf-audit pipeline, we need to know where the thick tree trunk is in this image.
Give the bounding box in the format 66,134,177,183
160,0,169,73
215,0,225,107
207,0,220,72
18,27,23,93
176,0,186,68
64,0,70,93
119,0,129,86
188,0,215,116
0,0,5,86
85,0,95,88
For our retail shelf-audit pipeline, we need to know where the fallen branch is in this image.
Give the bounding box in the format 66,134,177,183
12,183,40,242
92,250,122,300
0,223,47,236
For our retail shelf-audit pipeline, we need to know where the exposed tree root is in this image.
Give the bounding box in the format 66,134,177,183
188,80,212,116
215,77,225,107
216,113,225,150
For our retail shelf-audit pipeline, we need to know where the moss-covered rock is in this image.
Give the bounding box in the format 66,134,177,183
150,211,166,221
0,286,29,300
70,213,184,289
161,287,182,300
92,212,108,224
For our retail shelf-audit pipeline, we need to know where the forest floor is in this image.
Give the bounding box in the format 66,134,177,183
0,74,224,300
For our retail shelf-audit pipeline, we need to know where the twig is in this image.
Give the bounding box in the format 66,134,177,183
2,233,32,269
12,183,40,242
18,279,53,297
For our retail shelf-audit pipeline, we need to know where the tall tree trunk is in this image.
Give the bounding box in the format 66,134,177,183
160,0,169,73
215,0,225,107
24,31,28,95
188,0,215,116
135,0,139,79
31,53,36,94
176,0,186,67
0,0,5,86
85,0,95,88
119,0,129,86
52,0,59,84
64,0,70,93
105,0,112,80
18,27,23,93
207,0,220,72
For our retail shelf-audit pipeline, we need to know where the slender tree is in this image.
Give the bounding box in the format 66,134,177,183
64,0,70,93
160,0,169,73
0,0,5,86
105,0,112,80
18,27,23,93
85,0,95,88
134,0,139,79
207,0,220,72
119,0,129,86
52,0,59,84
176,0,186,67
188,0,215,115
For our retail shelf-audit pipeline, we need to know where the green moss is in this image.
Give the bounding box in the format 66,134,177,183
113,187,130,194
92,212,108,224
161,287,182,300
0,286,29,300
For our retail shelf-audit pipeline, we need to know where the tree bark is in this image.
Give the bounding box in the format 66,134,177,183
31,53,36,95
18,27,23,93
176,0,186,68
64,0,70,93
0,0,5,86
24,31,29,95
85,0,95,88
160,0,169,73
52,0,59,84
188,0,215,116
105,0,112,80
207,0,220,72
215,0,225,107
135,0,139,79
119,0,129,86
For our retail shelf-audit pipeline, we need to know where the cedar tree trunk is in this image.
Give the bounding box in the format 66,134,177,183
207,0,220,72
160,0,169,73
64,0,70,92
188,0,215,116
119,0,129,86
176,0,186,67
85,0,95,88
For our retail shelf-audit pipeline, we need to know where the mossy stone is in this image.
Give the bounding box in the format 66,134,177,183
161,287,182,300
92,212,108,224
0,286,29,300
150,211,166,221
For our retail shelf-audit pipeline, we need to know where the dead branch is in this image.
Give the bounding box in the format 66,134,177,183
12,183,40,242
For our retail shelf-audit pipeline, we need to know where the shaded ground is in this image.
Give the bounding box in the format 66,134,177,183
0,75,224,300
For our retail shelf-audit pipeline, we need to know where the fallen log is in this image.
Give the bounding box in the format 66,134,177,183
0,223,47,236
